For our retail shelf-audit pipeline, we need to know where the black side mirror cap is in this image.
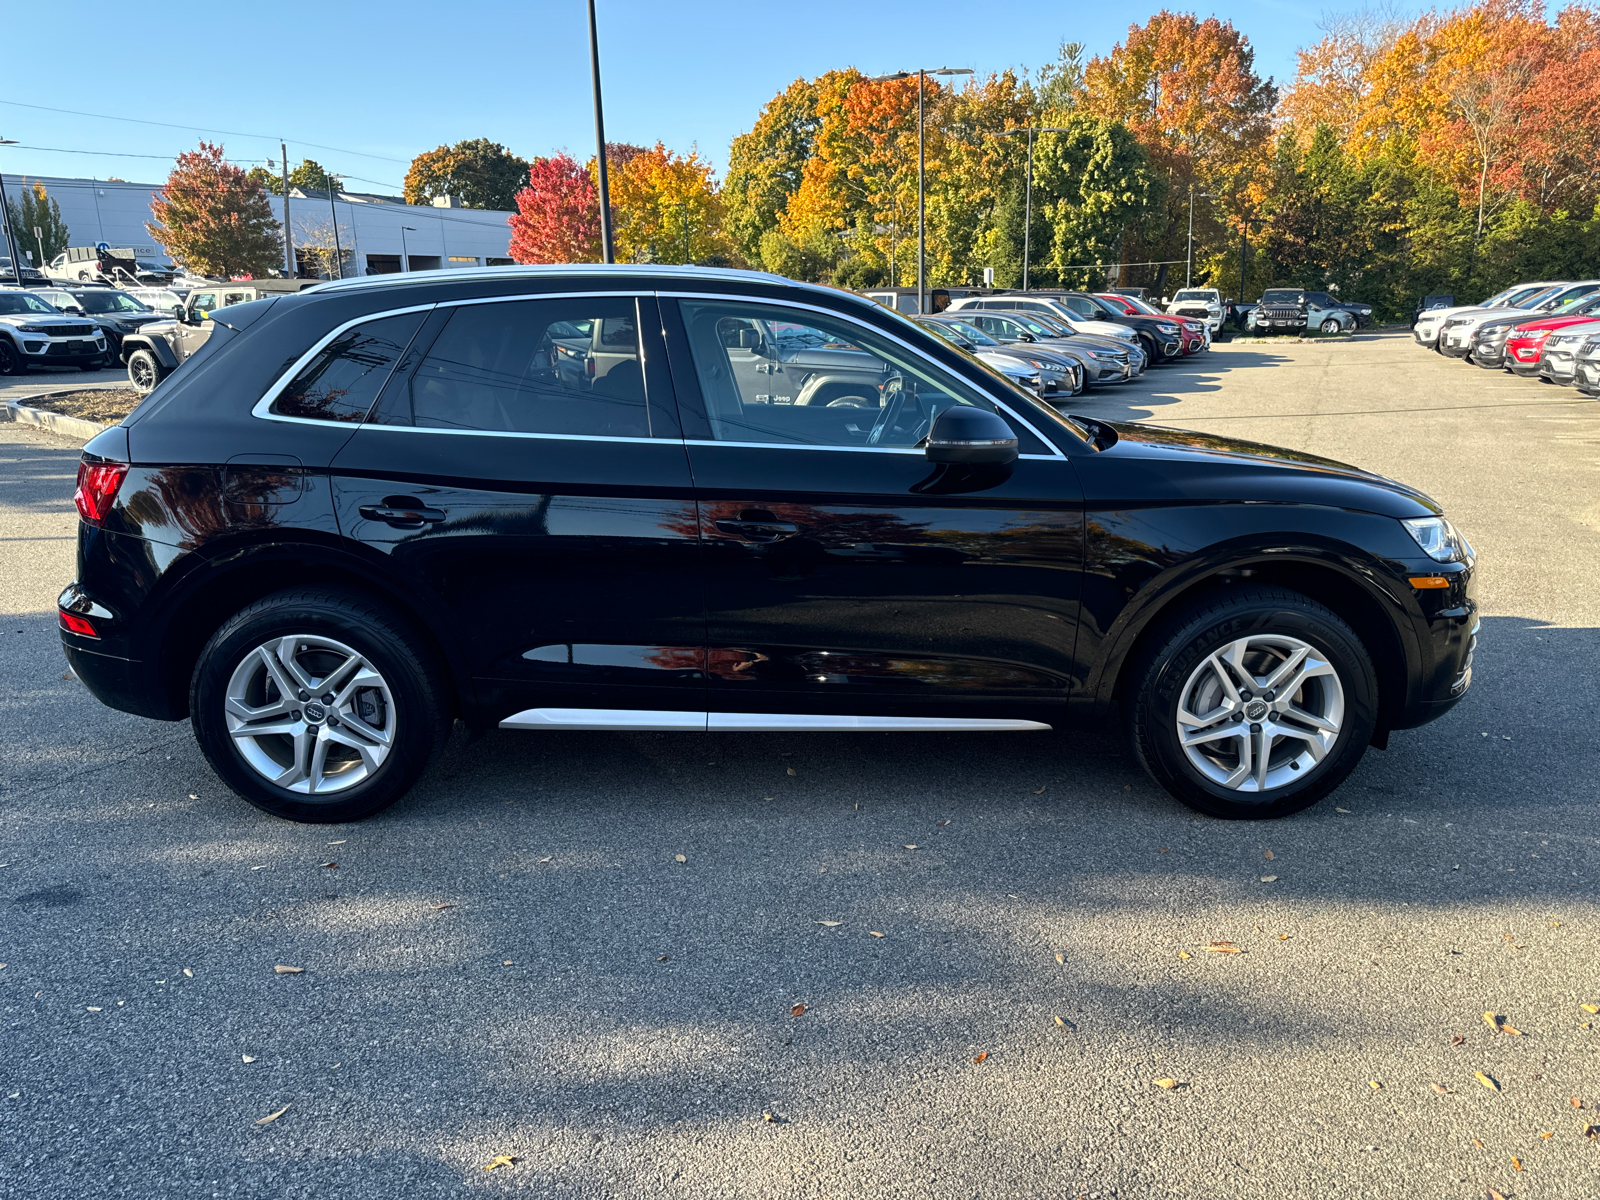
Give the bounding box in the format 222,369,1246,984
925,406,1018,465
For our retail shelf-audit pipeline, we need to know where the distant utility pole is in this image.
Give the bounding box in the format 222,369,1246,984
328,178,343,279
281,143,294,278
588,0,614,264
0,137,21,284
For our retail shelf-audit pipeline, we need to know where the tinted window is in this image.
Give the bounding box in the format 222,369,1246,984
375,297,649,438
272,312,426,424
677,299,1013,449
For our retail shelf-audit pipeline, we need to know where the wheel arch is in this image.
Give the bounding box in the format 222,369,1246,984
1092,552,1418,741
146,541,474,726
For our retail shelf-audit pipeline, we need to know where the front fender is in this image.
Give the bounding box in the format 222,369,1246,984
120,335,179,371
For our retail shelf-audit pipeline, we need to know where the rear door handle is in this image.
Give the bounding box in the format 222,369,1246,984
359,496,446,528
715,515,799,542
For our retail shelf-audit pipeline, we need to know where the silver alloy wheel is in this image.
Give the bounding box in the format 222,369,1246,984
1174,634,1345,793
223,634,396,795
129,353,156,392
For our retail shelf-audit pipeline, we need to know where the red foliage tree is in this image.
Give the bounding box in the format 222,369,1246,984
508,154,600,264
147,141,282,277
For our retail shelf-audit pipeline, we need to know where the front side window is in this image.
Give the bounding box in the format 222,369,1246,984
373,297,650,438
77,291,151,314
676,299,1018,450
272,311,427,424
0,292,55,315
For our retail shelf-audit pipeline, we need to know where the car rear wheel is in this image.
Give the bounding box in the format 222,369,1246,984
127,349,166,394
190,589,449,822
1128,588,1378,819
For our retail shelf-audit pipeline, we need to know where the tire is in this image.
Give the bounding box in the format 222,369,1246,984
127,348,166,394
1319,317,1341,334
190,589,450,822
1139,334,1162,364
1127,587,1378,820
0,338,21,376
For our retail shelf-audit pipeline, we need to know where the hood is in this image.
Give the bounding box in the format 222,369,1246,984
1066,318,1137,341
1505,313,1600,336
1086,421,1439,519
1449,305,1540,330
0,313,91,329
1416,303,1496,324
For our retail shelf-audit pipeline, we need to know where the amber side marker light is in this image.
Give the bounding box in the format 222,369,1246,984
1409,576,1451,589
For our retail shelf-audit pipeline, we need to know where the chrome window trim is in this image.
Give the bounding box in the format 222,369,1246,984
662,290,1067,458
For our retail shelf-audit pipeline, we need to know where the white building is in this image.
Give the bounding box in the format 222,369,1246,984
1,173,516,277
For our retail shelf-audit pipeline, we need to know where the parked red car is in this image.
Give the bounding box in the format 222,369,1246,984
1503,301,1600,378
1097,292,1209,353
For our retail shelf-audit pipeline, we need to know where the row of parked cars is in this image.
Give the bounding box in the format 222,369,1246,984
861,288,1215,404
1412,280,1600,394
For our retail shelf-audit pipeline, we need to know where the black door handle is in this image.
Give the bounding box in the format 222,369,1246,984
715,511,799,542
359,496,446,528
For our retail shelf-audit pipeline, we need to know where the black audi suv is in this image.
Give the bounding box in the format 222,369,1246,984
59,265,1478,823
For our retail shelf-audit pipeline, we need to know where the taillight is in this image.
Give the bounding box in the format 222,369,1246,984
74,460,128,524
59,611,98,637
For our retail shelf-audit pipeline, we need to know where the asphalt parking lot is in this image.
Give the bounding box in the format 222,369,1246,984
2,330,1597,1200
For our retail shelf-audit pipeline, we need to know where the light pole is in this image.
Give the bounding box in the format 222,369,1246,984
400,226,416,272
0,137,21,284
588,0,614,264
327,175,343,280
990,126,1068,292
1186,184,1214,288
869,67,972,314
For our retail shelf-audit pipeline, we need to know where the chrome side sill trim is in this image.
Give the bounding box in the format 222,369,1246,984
498,708,1051,733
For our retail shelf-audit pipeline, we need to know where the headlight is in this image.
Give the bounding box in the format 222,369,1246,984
1401,516,1474,564
18,325,53,334
1156,323,1179,334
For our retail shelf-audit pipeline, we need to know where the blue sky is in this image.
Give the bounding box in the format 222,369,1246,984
3,0,1407,192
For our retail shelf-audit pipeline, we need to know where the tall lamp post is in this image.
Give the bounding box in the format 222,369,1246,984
869,67,972,314
588,0,614,264
990,126,1068,293
1185,184,1214,287
399,226,416,273
0,137,21,284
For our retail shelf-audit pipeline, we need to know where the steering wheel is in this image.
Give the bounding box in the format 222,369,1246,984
865,373,905,446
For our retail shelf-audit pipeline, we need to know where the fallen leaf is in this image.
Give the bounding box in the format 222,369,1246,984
320,862,337,869
253,1104,290,1126
1511,1157,1522,1171
537,856,552,864
786,767,796,776
1335,807,1351,813
1430,1083,1454,1095
1054,1016,1065,1027
1473,1139,1484,1148
273,965,304,975
188,794,198,800
1474,1070,1500,1091
86,1006,102,1012
1055,953,1065,964
1153,1078,1178,1089
481,1155,518,1170
1177,950,1192,960
1260,875,1278,883
1277,933,1290,940
936,820,948,827
656,955,669,962
431,904,455,911
1501,1023,1523,1036
1539,1131,1553,1139
1205,941,1242,954
972,1052,988,1064
869,931,884,938
326,840,346,845
1451,1035,1466,1046
183,968,193,978
1572,1097,1584,1109
1581,1004,1599,1014
791,1003,806,1018
1263,850,1275,860
903,844,918,850
242,1055,256,1063
1585,1125,1599,1140
816,920,842,927
1368,1080,1382,1090
1486,1189,1505,1200
1033,786,1046,794
503,960,513,966
763,1111,778,1122
674,854,686,863
1158,846,1169,853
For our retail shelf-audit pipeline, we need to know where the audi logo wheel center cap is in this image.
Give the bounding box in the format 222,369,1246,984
303,701,327,723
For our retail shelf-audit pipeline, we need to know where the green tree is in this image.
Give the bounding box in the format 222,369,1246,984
725,76,829,265
148,142,283,277
245,158,341,196
5,180,70,268
403,138,529,210
1032,114,1163,289
1035,41,1087,111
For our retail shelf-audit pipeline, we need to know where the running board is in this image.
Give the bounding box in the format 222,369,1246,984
498,708,1051,732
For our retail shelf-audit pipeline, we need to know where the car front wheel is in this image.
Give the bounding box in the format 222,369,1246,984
1319,317,1342,334
127,349,166,394
190,589,449,822
0,339,21,375
1128,588,1378,819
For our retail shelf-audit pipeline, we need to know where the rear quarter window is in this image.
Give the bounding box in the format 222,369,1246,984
270,311,427,424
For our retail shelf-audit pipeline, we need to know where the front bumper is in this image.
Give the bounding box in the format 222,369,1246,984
1576,358,1600,395
1539,347,1583,385
1506,349,1546,377
1439,329,1474,357
1413,325,1443,347
1470,339,1508,367
1392,560,1479,730
20,334,108,363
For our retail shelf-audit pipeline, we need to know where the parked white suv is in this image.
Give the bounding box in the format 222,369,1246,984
1167,288,1223,332
0,289,108,374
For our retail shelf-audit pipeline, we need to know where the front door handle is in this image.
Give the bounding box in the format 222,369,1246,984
359,496,446,529
715,510,799,542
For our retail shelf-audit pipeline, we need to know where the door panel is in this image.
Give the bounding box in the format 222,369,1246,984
328,294,705,718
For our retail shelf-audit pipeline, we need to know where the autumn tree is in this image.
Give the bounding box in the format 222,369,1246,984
1032,114,1163,287
5,180,70,267
148,142,282,277
608,143,732,265
507,153,600,264
724,76,829,264
404,138,530,210
246,158,341,196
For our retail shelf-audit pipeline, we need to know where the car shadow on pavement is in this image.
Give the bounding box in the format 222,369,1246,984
0,433,84,514
1065,347,1294,422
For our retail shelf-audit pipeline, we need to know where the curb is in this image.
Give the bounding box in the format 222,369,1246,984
4,391,116,441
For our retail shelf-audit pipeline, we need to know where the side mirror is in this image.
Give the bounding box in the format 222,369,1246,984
66,306,85,315
925,406,1018,465
1017,332,1035,342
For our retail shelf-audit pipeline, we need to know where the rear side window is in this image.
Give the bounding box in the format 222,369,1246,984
271,311,427,424
372,297,650,438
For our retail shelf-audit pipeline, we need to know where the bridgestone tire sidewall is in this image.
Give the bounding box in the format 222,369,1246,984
1132,591,1378,820
190,592,446,823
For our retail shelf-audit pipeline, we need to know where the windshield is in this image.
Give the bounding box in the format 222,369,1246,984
940,319,1000,346
0,292,56,315
920,321,968,347
136,290,184,311
1513,285,1563,308
70,290,152,314
1262,290,1303,304
1172,290,1214,303
1009,312,1069,337
1119,295,1162,315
